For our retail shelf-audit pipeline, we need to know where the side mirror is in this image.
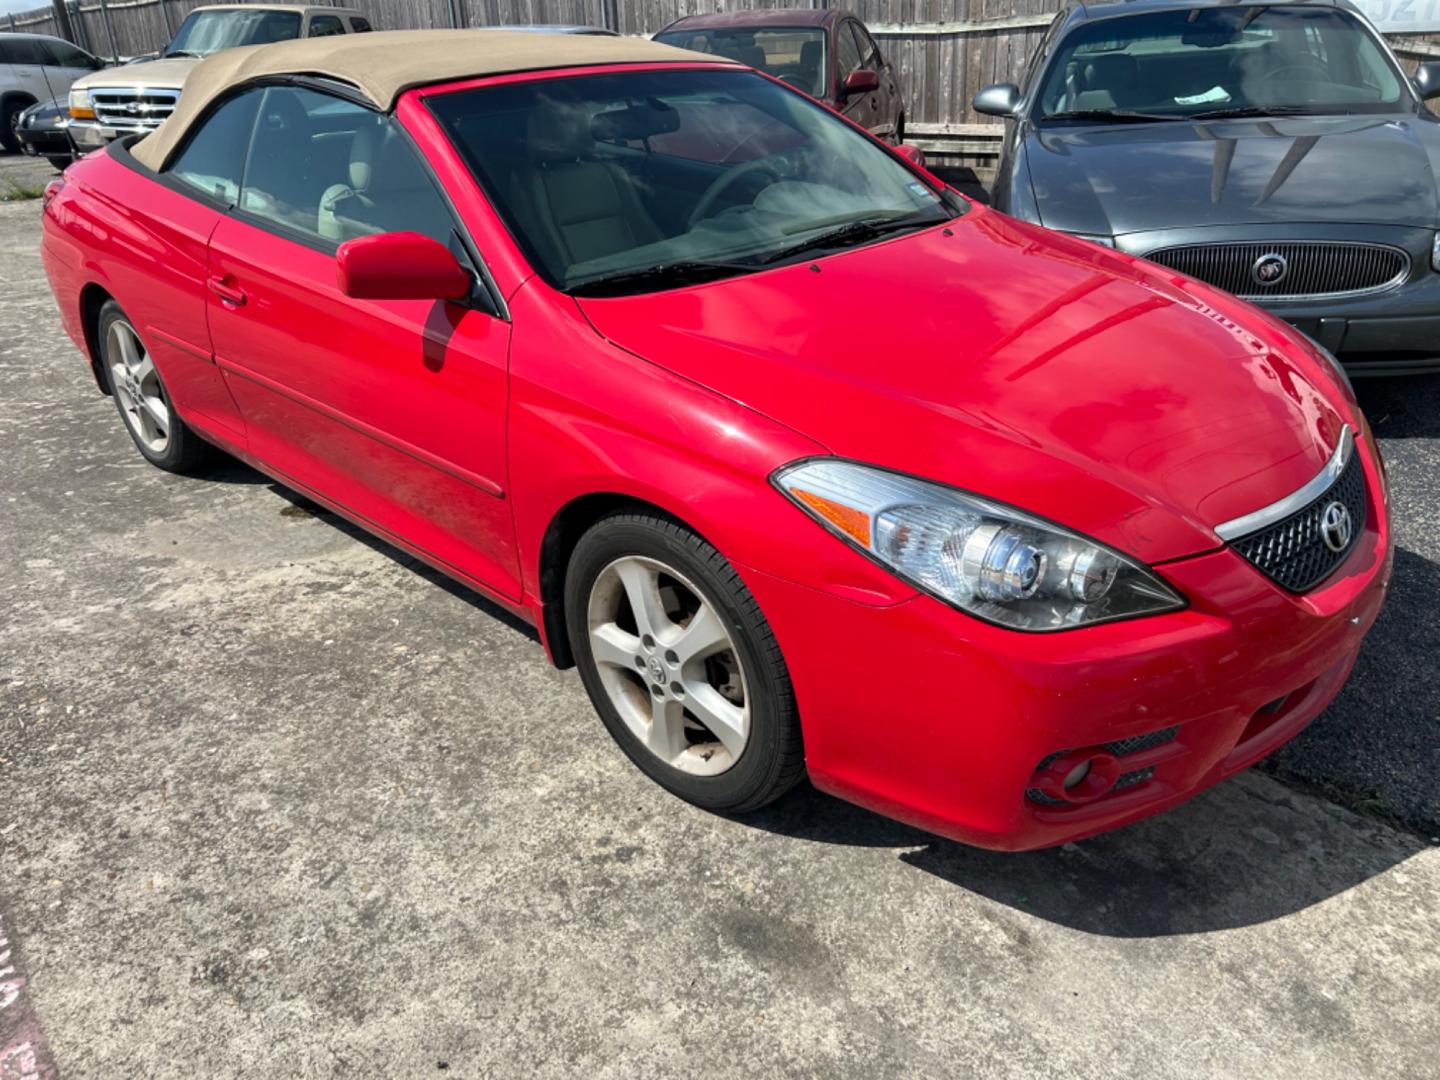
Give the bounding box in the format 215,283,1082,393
1415,62,1440,101
843,69,880,96
894,143,928,169
336,231,470,302
973,82,1021,117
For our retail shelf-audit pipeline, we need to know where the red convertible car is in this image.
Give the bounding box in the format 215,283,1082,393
41,31,1390,850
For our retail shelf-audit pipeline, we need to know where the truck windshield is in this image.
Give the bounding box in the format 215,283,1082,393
1037,6,1406,121
164,9,304,57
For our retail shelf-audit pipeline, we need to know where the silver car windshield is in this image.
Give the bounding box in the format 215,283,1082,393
164,9,303,57
1038,6,1406,120
429,68,954,296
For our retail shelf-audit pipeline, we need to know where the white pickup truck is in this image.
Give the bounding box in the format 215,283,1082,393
67,4,372,150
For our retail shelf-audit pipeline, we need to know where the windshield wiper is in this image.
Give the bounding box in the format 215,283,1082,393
568,259,757,297
163,49,202,58
1187,105,1324,119
1043,108,1176,123
757,213,940,266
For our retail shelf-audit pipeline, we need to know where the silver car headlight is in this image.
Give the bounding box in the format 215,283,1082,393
1060,231,1116,248
1431,230,1440,272
774,460,1185,631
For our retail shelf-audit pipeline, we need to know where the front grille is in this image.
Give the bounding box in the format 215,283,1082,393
1230,450,1367,592
1143,241,1409,300
91,88,179,130
1103,726,1180,757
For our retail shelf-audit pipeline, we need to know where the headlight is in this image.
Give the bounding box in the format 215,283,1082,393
773,460,1185,631
68,89,94,120
1432,230,1440,272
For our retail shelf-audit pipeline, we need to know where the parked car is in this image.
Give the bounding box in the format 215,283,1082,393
15,96,72,169
655,8,908,143
0,32,104,151
978,0,1440,376
42,31,1389,851
66,4,372,150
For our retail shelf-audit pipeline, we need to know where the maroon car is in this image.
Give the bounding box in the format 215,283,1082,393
655,8,906,143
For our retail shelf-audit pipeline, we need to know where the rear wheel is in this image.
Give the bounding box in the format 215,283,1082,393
98,301,215,474
1,99,29,152
565,511,804,815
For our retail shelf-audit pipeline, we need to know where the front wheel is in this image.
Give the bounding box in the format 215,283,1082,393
1,100,26,153
46,156,72,171
565,511,804,815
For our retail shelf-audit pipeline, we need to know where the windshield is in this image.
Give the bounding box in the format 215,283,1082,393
429,69,955,296
1037,6,1406,120
654,27,828,98
165,9,303,56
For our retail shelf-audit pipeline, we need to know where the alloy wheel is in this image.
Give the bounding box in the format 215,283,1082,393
586,555,750,776
106,319,171,455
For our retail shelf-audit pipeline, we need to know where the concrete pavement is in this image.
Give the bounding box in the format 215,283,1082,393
2,198,1438,1079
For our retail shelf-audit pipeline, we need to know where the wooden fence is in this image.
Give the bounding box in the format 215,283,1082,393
7,0,1439,163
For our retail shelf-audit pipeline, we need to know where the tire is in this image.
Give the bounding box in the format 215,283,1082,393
1,99,27,153
97,300,216,474
565,511,805,815
47,156,72,172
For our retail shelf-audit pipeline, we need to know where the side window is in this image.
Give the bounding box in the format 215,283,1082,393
855,23,882,68
41,39,99,68
307,15,345,37
238,85,455,249
349,17,373,33
165,88,263,204
6,38,46,65
835,22,864,79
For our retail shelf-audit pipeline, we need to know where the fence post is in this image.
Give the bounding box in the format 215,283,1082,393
7,13,17,31
96,0,121,59
50,0,76,43
158,0,173,40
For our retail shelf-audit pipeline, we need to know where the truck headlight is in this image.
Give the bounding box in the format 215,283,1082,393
68,89,94,121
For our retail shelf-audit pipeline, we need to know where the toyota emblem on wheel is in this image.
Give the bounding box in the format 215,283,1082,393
1320,500,1353,553
1251,253,1289,287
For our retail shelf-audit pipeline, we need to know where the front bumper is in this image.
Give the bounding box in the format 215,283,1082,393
17,126,73,159
742,445,1391,851
1120,223,1440,375
68,119,149,150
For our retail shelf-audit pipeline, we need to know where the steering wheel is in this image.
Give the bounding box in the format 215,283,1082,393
1261,61,1327,83
688,156,785,228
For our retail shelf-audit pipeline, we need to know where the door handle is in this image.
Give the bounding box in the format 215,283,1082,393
208,275,247,307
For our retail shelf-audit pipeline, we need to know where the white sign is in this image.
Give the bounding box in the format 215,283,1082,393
1351,0,1440,34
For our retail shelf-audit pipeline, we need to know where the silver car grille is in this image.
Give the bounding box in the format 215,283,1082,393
1142,240,1409,301
90,88,180,130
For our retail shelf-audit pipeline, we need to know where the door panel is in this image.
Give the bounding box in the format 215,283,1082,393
206,216,521,599
85,166,245,441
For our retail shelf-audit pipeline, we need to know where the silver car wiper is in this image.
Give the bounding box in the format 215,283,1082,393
1043,108,1176,123
1187,105,1324,119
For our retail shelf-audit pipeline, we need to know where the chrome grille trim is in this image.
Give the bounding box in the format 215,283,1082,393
1142,241,1410,301
90,88,180,130
1215,426,1354,541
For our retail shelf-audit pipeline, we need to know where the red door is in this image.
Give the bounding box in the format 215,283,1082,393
205,214,521,600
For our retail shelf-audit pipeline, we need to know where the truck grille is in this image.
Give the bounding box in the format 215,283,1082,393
1229,449,1367,592
1143,241,1409,301
91,88,179,130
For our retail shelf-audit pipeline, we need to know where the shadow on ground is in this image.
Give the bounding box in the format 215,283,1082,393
168,380,1434,941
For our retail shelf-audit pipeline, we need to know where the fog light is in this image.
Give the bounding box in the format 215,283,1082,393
1033,749,1120,805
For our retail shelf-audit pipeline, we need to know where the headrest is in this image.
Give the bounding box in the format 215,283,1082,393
528,98,597,162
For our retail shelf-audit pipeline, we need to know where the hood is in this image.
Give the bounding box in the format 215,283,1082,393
577,208,1347,565
72,56,200,92
1025,113,1440,235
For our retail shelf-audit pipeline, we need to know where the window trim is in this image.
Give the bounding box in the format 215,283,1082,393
305,13,347,38
112,77,506,319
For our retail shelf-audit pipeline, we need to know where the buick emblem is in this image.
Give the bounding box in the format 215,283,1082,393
1251,253,1289,287
1319,500,1353,553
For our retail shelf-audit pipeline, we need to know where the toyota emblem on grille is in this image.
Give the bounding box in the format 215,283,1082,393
1319,500,1353,553
1251,253,1289,286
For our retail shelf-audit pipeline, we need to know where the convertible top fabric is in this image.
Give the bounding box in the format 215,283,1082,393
130,29,732,170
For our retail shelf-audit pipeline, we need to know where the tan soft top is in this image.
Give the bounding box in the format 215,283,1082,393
131,29,733,170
